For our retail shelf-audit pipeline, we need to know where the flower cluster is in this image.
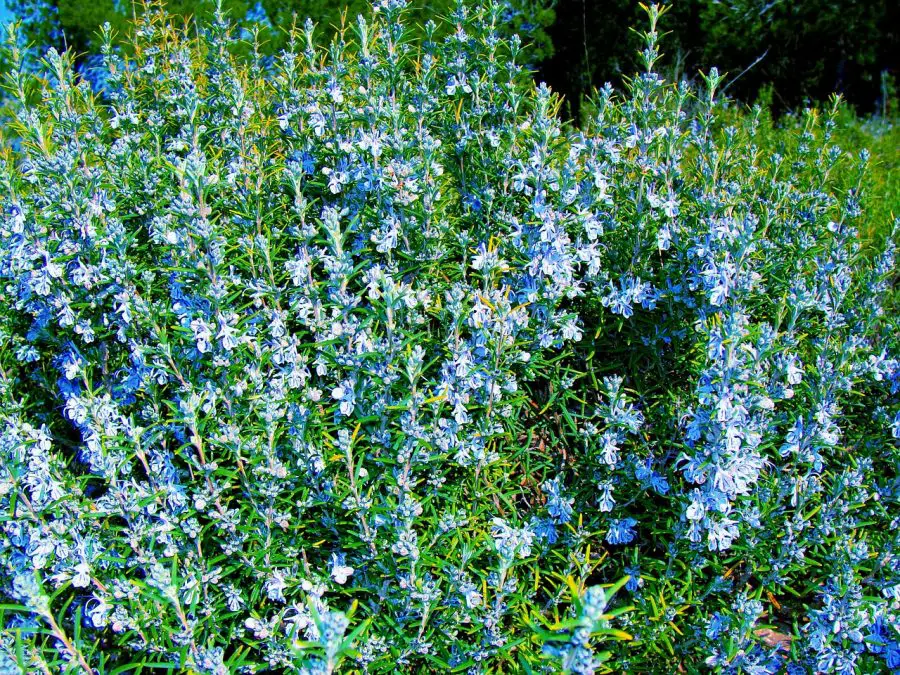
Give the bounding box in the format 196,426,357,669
0,2,897,673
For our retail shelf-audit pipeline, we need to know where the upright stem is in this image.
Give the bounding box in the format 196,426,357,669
44,612,94,675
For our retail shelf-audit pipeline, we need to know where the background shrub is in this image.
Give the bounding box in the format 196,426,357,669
540,0,898,119
0,2,898,673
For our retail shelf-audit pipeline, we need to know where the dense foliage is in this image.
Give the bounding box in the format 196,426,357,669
8,0,897,116
0,2,898,673
5,0,556,75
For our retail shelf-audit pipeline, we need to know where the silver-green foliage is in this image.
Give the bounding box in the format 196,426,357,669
0,2,897,673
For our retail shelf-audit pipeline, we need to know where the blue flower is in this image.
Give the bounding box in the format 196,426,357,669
606,518,637,545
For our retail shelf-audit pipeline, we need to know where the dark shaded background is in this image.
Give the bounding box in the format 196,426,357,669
536,0,899,120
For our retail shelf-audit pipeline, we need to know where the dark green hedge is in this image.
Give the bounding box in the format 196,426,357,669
538,0,898,119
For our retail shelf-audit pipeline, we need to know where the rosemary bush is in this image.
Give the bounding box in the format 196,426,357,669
0,2,897,673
